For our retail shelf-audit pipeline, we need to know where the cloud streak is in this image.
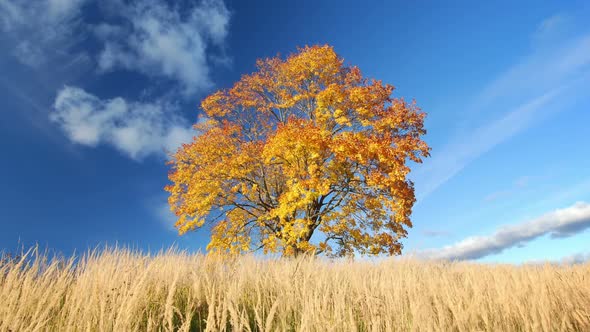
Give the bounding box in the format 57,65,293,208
51,86,195,159
415,87,563,200
420,202,590,260
412,31,590,200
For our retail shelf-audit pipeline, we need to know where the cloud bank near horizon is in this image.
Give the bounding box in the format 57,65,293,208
419,202,590,261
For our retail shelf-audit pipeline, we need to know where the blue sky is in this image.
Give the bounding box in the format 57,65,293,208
1,0,589,263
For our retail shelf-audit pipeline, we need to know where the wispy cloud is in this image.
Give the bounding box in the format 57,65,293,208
149,198,178,232
51,86,195,159
419,202,590,260
483,190,512,203
421,230,451,238
475,35,590,110
96,0,230,95
412,30,590,200
532,14,572,48
483,175,540,202
0,0,89,67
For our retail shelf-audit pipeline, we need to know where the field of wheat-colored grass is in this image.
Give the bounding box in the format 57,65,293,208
1,247,589,332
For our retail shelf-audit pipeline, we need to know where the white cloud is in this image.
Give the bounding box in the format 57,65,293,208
13,40,45,67
2,0,231,160
96,0,230,95
46,0,86,18
0,0,88,67
1,0,230,94
420,202,590,261
51,86,195,159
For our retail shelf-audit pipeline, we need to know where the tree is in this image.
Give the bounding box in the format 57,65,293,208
165,45,430,257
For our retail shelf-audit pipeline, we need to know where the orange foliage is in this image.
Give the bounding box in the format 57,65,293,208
166,45,430,257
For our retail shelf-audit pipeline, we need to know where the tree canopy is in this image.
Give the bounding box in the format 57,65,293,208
165,45,430,257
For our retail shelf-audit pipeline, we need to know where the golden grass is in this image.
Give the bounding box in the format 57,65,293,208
1,248,589,331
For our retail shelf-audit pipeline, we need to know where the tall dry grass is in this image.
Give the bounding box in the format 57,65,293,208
1,247,589,331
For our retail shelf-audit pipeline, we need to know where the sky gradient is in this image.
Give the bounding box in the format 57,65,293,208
1,0,589,263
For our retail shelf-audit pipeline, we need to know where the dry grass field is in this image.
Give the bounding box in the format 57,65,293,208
1,247,589,331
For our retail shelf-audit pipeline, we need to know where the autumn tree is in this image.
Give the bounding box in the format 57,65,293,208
166,45,430,257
